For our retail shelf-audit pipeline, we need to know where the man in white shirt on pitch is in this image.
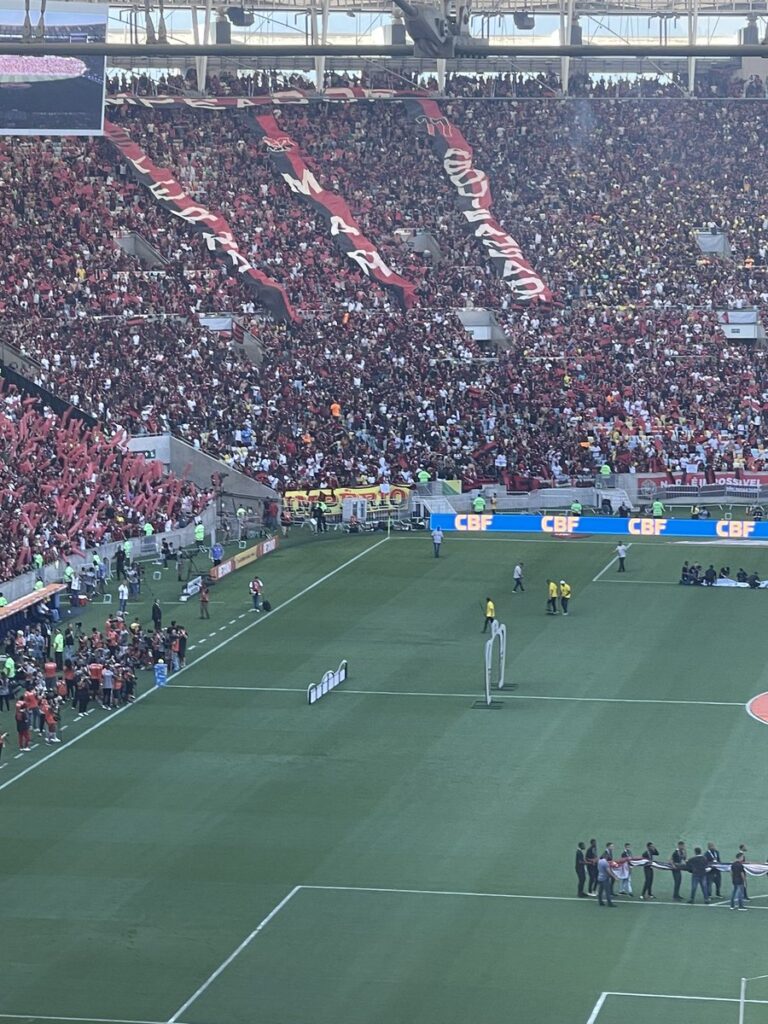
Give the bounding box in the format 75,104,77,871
431,528,443,559
513,562,524,592
616,543,627,573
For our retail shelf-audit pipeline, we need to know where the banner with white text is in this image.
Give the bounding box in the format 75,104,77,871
405,97,552,304
250,111,417,311
104,120,296,323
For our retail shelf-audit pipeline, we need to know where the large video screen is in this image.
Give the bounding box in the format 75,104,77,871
0,0,107,135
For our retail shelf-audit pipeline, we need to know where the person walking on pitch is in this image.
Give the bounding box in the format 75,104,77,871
559,580,572,615
482,597,495,633
432,527,443,558
513,562,524,592
546,579,558,615
616,543,627,572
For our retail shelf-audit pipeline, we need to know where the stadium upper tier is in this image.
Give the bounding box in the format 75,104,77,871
2,95,768,534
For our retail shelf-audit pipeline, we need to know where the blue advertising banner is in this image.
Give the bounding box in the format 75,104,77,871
428,513,763,540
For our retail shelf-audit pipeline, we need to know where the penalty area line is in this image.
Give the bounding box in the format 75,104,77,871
165,684,744,708
0,538,389,796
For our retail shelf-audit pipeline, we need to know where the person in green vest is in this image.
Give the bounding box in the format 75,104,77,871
63,563,74,585
651,499,665,518
53,628,65,670
92,553,102,571
0,593,7,609
472,494,487,514
416,468,431,485
599,464,612,479
124,540,132,561
32,552,43,571
143,522,155,537
34,579,44,591
3,654,15,682
194,521,205,548
570,499,583,515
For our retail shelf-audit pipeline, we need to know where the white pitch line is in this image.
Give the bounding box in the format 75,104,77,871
0,1015,170,1024
166,886,302,1023
0,539,388,796
607,991,768,1005
585,992,608,1024
165,684,744,709
596,579,679,586
592,543,632,583
299,883,768,911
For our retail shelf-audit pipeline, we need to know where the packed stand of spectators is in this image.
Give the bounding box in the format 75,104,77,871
0,381,208,583
7,93,768,511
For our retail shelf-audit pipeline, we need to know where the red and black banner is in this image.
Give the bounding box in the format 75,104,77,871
250,111,417,311
405,98,552,304
106,87,427,109
104,119,297,322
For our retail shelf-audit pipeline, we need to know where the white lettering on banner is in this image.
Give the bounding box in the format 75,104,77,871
330,215,360,237
463,208,492,223
307,660,349,705
282,169,323,196
348,249,394,277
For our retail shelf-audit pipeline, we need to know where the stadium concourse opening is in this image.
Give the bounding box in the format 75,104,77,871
8,35,768,1024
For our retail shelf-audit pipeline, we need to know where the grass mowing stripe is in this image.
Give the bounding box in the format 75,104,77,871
0,538,389,796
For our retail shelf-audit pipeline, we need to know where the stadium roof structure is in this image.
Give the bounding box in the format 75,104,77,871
10,0,768,85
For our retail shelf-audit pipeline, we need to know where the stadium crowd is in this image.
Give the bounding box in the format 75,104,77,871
0,381,208,582
4,92,768,580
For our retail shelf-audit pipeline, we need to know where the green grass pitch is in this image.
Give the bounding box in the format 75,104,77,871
5,530,768,1024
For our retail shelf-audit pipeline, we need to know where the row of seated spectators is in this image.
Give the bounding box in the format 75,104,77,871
4,97,768,514
105,68,755,100
0,382,208,584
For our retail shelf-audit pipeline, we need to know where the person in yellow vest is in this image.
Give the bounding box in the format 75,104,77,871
482,597,495,633
490,492,498,515
546,579,559,615
559,580,572,616
194,520,205,549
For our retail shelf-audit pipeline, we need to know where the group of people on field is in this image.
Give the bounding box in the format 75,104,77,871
0,613,190,758
576,840,755,910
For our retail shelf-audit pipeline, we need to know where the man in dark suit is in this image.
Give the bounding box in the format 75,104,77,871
575,842,587,897
586,839,598,895
641,842,659,900
705,842,722,899
687,847,710,904
671,841,687,900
